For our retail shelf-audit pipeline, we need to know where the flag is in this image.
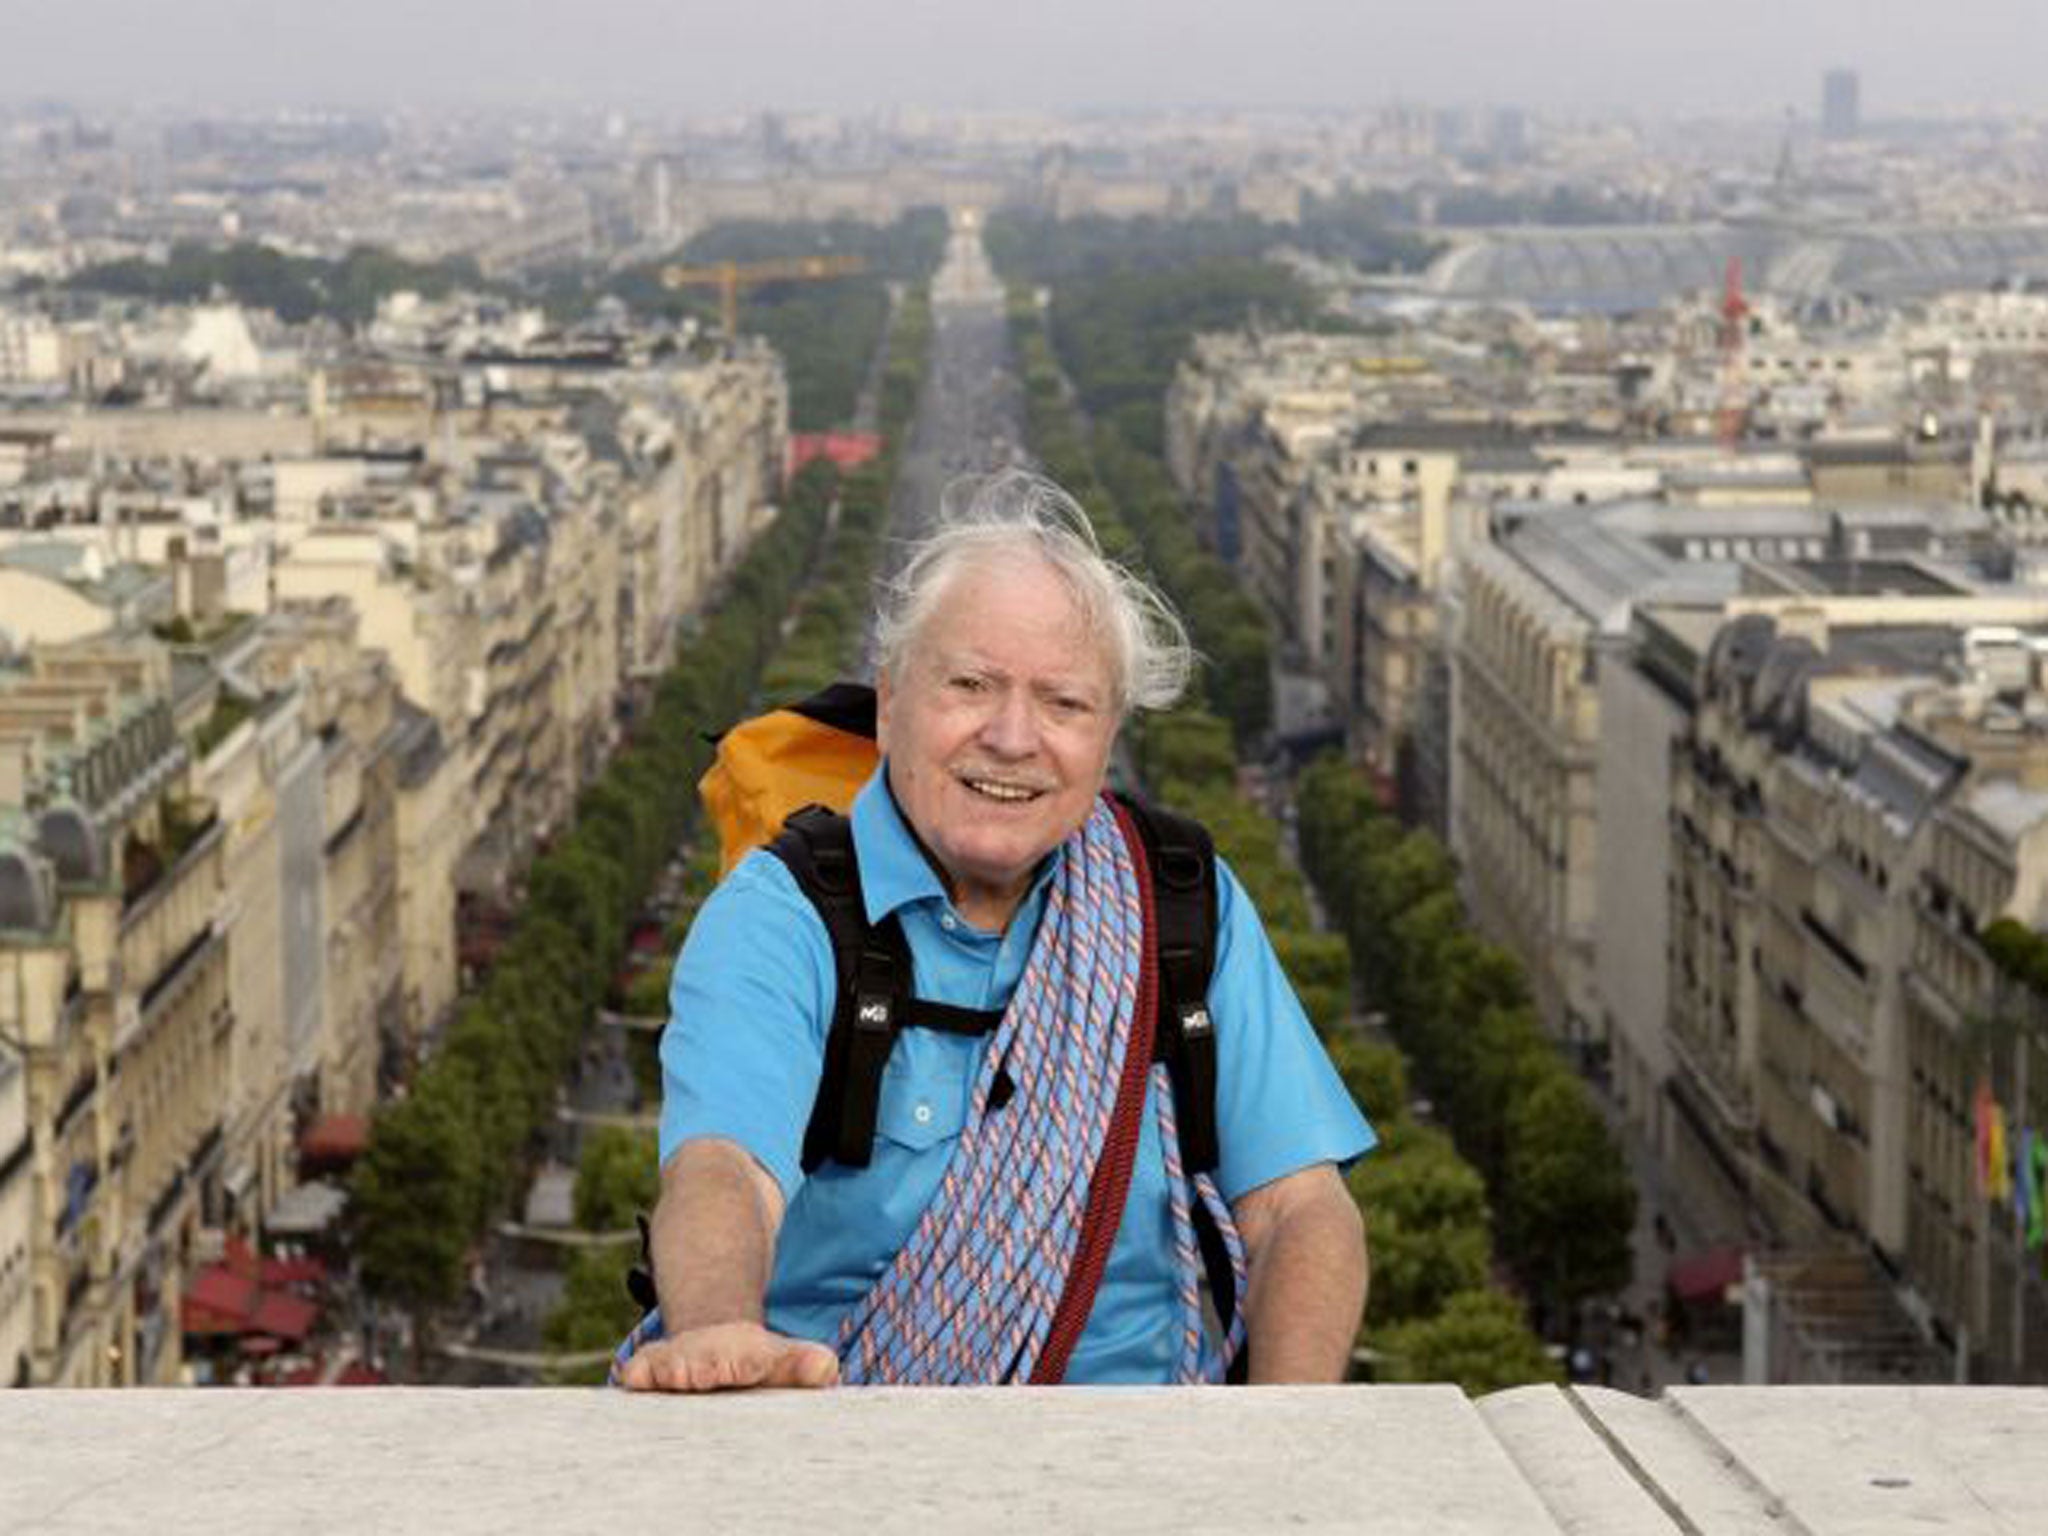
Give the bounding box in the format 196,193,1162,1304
1976,1079,1996,1198
2031,1132,2048,1252
1990,1101,2013,1204
2017,1127,2035,1242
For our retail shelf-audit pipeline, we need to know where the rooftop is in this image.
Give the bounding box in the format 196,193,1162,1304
1499,504,1744,632
1423,219,2048,312
1966,777,2048,842
4,1385,2043,1535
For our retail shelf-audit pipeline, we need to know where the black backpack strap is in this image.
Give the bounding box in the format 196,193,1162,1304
1119,794,1243,1380
772,806,896,1173
626,1212,659,1316
899,999,1004,1036
770,806,1005,1172
1119,796,1220,1175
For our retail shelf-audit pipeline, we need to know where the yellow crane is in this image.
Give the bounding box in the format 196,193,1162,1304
659,253,866,337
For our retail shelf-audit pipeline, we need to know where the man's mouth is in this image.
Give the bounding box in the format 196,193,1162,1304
959,776,1047,804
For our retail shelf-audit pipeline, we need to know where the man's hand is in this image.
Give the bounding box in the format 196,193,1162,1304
616,1321,840,1392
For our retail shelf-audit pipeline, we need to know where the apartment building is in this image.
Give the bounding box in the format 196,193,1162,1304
1899,681,2048,1380
0,1039,28,1385
187,640,317,1234
1168,333,1446,554
1655,602,2048,1379
0,639,228,1385
1458,497,1995,1055
1324,426,1548,812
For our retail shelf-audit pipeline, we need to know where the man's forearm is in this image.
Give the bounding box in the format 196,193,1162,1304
650,1138,783,1332
1240,1184,1369,1384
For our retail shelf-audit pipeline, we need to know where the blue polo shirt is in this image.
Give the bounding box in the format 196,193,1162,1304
658,766,1374,1383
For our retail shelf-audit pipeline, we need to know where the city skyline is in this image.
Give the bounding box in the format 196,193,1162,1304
5,1,2045,120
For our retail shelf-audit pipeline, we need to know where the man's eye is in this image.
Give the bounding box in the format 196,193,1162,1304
949,674,987,693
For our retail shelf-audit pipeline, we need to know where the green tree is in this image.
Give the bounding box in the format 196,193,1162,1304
1324,1036,1410,1126
1374,1290,1561,1395
621,966,670,1021
1498,1071,1637,1318
350,1079,484,1320
1271,929,1352,1035
1349,1122,1492,1326
575,1125,660,1233
542,1246,641,1385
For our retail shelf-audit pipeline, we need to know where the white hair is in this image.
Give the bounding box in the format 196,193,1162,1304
873,470,1195,715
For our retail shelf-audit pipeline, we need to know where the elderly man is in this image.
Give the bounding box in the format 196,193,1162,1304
618,474,1372,1391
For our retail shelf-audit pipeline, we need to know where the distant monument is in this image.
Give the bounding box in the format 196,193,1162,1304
1821,69,1860,140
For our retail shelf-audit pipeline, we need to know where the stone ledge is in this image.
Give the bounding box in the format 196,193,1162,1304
4,1385,2044,1535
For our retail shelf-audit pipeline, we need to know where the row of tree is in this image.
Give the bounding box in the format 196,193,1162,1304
346,450,845,1340
349,275,937,1334
999,268,1559,1391
594,211,948,432
760,291,933,701
987,214,1370,749
58,241,486,324
1296,758,1638,1334
1021,323,1349,1032
1006,292,1274,750
533,287,938,1377
983,209,1436,322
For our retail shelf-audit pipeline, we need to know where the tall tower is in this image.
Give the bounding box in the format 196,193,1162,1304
1822,70,1861,140
1717,257,1750,452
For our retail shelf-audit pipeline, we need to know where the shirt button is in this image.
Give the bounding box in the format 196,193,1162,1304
940,914,957,931
914,1103,934,1125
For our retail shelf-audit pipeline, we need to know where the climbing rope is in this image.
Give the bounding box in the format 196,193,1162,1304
838,794,1242,1384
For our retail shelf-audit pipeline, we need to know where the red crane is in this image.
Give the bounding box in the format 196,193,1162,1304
1717,255,1750,451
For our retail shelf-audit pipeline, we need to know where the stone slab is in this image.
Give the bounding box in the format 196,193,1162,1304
1566,1388,1794,1534
1661,1387,2048,1536
1,1385,1566,1536
1477,1386,1688,1535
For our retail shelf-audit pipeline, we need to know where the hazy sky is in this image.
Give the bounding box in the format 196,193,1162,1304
4,1,2042,119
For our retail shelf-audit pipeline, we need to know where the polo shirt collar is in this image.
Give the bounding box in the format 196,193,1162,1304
849,762,1063,928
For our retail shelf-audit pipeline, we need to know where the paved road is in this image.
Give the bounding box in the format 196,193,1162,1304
865,211,1027,665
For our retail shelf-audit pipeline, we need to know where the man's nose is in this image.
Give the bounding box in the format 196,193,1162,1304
978,688,1038,756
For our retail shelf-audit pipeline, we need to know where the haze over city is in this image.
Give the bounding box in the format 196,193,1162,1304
9,6,2048,1530
6,0,2045,117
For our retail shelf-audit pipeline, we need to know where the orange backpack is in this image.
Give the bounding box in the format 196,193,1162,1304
698,682,879,877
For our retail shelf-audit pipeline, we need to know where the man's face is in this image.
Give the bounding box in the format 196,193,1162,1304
877,556,1119,929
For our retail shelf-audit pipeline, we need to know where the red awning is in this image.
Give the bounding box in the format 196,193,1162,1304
1666,1246,1746,1305
246,1290,320,1342
183,1264,257,1328
298,1114,370,1168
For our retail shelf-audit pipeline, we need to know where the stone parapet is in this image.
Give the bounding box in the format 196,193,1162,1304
4,1384,2044,1534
